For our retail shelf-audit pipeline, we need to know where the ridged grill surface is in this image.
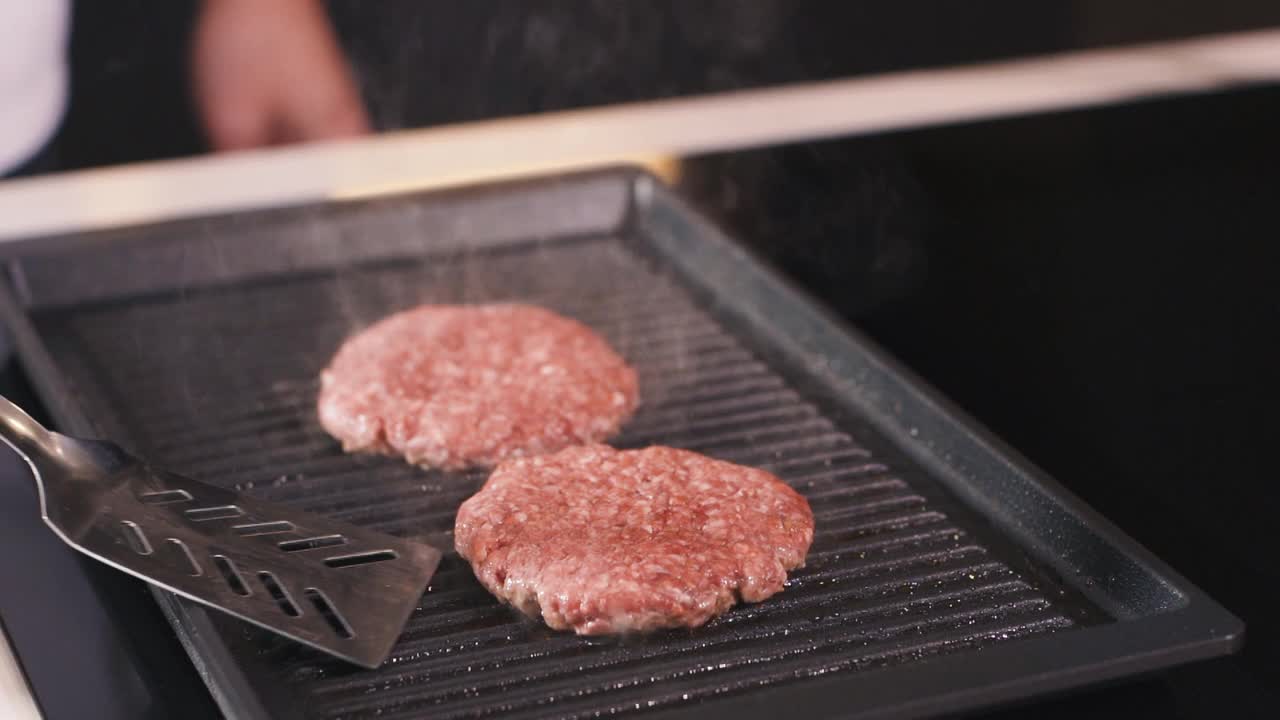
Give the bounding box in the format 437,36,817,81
33,237,1087,719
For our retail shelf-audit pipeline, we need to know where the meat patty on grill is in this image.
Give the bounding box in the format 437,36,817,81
317,304,638,470
455,444,814,634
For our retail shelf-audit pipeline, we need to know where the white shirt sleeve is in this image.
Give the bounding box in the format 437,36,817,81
0,0,71,174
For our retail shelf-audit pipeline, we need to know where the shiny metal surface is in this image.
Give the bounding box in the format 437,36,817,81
0,395,441,669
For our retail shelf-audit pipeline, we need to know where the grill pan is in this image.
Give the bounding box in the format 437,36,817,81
0,169,1241,719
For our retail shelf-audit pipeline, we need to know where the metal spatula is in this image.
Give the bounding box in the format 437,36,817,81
0,395,441,669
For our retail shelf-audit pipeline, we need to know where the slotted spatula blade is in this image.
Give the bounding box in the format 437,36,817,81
0,395,441,669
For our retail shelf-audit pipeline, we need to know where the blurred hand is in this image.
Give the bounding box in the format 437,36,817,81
192,0,370,151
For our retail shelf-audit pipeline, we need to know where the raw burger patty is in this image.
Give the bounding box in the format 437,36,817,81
455,444,814,634
317,304,638,470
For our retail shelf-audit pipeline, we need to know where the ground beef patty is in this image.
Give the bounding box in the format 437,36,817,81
318,304,638,470
455,444,814,634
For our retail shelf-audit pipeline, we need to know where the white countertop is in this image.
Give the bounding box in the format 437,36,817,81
0,27,1276,249
1,627,40,719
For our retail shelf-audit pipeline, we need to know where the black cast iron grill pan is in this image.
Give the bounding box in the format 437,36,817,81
0,169,1240,719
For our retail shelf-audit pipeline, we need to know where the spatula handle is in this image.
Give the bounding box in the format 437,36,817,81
0,394,55,460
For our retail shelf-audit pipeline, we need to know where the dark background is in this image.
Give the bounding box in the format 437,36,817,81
55,0,1280,168
3,1,1278,718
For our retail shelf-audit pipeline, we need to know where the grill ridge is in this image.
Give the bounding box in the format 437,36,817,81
34,236,1087,718
324,585,1049,716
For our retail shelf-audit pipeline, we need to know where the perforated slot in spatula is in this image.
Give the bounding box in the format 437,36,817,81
0,395,441,669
